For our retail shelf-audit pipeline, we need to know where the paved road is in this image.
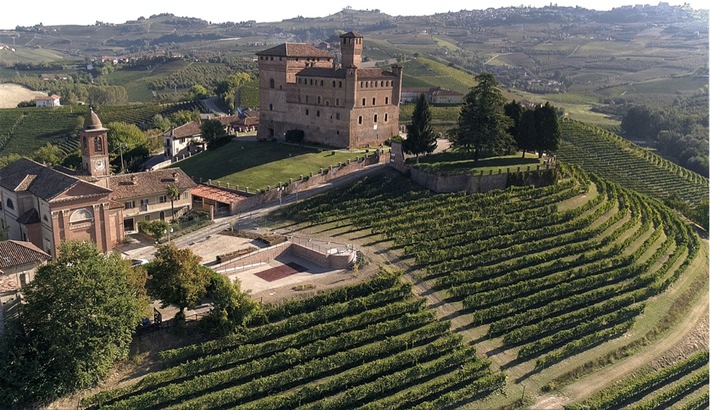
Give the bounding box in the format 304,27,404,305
120,162,390,261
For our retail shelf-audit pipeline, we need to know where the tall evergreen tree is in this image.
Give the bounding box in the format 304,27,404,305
402,93,437,163
518,108,538,158
451,73,511,161
533,102,562,158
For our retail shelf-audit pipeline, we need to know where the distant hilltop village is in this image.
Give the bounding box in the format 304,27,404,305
256,32,402,149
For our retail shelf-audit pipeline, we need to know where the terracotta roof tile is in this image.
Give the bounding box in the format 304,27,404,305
165,121,202,139
108,168,197,200
0,240,51,270
257,43,333,58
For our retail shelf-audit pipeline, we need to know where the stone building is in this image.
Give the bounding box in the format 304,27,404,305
256,32,403,148
0,110,196,257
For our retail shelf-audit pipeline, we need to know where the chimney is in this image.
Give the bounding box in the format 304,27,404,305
172,171,179,182
130,175,137,185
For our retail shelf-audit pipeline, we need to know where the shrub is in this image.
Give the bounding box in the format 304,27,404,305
285,129,305,143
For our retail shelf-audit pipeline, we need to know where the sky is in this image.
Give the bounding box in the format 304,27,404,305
0,0,705,30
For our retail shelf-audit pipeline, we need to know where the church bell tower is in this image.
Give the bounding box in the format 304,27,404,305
80,109,110,177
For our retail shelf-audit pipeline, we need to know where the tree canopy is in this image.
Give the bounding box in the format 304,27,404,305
201,119,229,150
0,241,148,408
148,243,212,315
403,93,437,163
450,73,512,161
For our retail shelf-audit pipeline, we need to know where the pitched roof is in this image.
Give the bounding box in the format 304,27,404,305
16,208,40,225
108,168,197,200
0,158,110,201
257,43,333,58
165,121,202,139
0,240,51,271
297,67,347,79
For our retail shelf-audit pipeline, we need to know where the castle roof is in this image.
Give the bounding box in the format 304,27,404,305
340,31,363,38
257,43,332,58
297,67,397,79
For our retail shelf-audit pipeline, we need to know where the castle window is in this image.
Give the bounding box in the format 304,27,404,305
317,96,321,104
372,98,376,105
325,101,330,106
336,98,340,106
270,78,275,88
374,114,378,123
317,111,320,117
306,95,309,103
358,116,363,125
69,208,93,224
385,97,389,104
362,98,366,106
5,198,14,210
332,80,336,87
360,81,363,88
339,81,342,88
385,113,389,122
269,104,273,111
381,81,384,87
336,113,340,120
310,79,313,85
305,109,309,116
320,80,323,86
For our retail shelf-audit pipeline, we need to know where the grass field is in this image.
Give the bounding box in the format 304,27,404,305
172,140,365,191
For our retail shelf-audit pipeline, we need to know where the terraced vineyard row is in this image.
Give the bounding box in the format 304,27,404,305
285,164,702,407
82,274,505,410
556,119,708,205
0,101,205,157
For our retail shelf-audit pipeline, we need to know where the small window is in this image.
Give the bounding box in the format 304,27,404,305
385,113,389,122
362,98,366,106
336,98,340,106
332,80,336,87
310,79,313,85
336,113,340,120
374,114,378,123
159,195,167,203
124,201,135,209
385,97,389,104
5,198,13,210
306,95,309,103
316,111,320,117
269,103,273,111
320,80,324,86
358,116,363,125
372,98,376,105
317,96,321,104
270,78,275,89
339,81,342,88
305,109,309,116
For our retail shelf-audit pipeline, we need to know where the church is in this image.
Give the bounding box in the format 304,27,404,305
256,32,403,148
0,110,196,257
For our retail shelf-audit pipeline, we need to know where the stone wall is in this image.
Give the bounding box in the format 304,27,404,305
408,164,556,194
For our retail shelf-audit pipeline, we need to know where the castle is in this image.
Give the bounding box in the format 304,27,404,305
256,32,403,148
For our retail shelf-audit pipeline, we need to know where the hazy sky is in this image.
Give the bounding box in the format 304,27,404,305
0,0,704,30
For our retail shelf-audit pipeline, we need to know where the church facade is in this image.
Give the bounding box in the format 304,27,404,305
256,32,403,148
0,110,196,257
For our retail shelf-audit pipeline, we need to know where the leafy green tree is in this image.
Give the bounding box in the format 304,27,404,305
107,121,150,172
533,102,562,158
152,114,172,132
166,184,180,221
201,119,229,150
217,72,252,111
403,93,437,163
0,153,22,167
0,241,148,407
451,73,512,161
201,271,262,336
148,243,211,316
33,143,64,166
169,109,201,126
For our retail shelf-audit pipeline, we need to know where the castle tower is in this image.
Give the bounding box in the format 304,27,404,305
80,109,110,177
340,32,363,68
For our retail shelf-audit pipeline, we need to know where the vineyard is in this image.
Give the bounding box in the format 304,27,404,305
81,273,505,409
277,164,707,408
0,101,205,157
556,119,709,205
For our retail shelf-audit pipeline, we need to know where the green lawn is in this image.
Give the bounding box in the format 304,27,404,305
172,141,365,191
410,151,544,174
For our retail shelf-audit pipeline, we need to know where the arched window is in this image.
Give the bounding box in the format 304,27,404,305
269,78,275,89
94,136,103,152
358,116,363,125
70,208,93,224
5,198,14,210
385,113,389,122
